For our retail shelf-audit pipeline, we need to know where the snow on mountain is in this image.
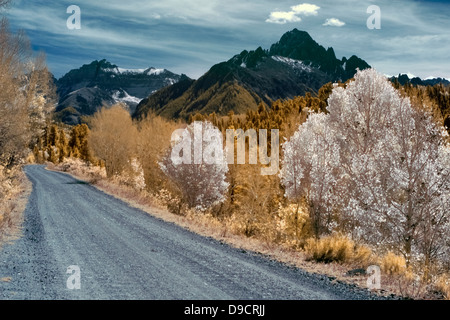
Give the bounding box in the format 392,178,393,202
106,67,166,75
271,55,313,72
146,68,165,75
425,76,450,82
405,72,417,79
116,67,147,74
112,90,143,105
55,59,185,124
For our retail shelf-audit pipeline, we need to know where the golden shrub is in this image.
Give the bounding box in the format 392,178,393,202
380,251,407,275
304,234,372,265
352,245,374,267
435,274,450,300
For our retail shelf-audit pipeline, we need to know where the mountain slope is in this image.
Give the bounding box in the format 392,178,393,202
133,29,370,120
54,59,185,124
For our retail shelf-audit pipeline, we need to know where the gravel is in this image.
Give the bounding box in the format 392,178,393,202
0,165,392,300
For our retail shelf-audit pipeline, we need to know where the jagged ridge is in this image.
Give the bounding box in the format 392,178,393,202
133,29,371,120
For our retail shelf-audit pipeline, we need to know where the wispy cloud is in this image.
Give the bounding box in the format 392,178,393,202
266,3,320,24
323,18,345,27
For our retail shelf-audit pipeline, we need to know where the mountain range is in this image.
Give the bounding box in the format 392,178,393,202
54,59,185,124
389,74,450,87
52,29,449,124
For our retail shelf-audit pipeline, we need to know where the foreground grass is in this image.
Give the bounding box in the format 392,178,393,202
0,167,32,248
46,160,448,300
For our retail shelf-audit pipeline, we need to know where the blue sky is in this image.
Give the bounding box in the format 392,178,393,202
4,0,450,80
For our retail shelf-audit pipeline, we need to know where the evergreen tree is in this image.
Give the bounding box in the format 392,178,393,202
57,128,68,162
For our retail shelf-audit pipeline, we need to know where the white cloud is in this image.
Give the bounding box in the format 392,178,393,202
266,11,302,24
291,3,320,16
323,18,345,27
266,3,320,24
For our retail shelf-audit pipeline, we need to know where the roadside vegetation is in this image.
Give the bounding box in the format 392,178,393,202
38,70,449,300
0,2,55,244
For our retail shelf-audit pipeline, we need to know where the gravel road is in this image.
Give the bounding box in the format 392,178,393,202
0,165,386,300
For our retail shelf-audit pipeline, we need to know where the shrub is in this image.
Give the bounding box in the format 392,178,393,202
435,274,450,300
380,251,407,275
304,234,372,265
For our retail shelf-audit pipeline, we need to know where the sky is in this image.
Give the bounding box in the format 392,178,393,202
3,0,450,80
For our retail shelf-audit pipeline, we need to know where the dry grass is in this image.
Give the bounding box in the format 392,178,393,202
0,166,32,247
381,271,428,299
366,251,449,300
380,252,407,276
304,234,374,266
435,274,450,300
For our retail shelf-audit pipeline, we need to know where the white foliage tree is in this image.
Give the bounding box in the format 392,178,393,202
280,112,340,238
160,121,229,211
281,68,450,267
380,108,450,267
327,69,450,266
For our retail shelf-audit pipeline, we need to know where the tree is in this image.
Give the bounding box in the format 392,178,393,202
281,68,450,267
160,121,229,211
280,112,340,238
231,162,282,239
57,128,69,162
69,124,93,162
89,104,138,178
47,124,59,147
326,69,450,266
377,105,450,269
136,112,180,194
0,18,55,167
